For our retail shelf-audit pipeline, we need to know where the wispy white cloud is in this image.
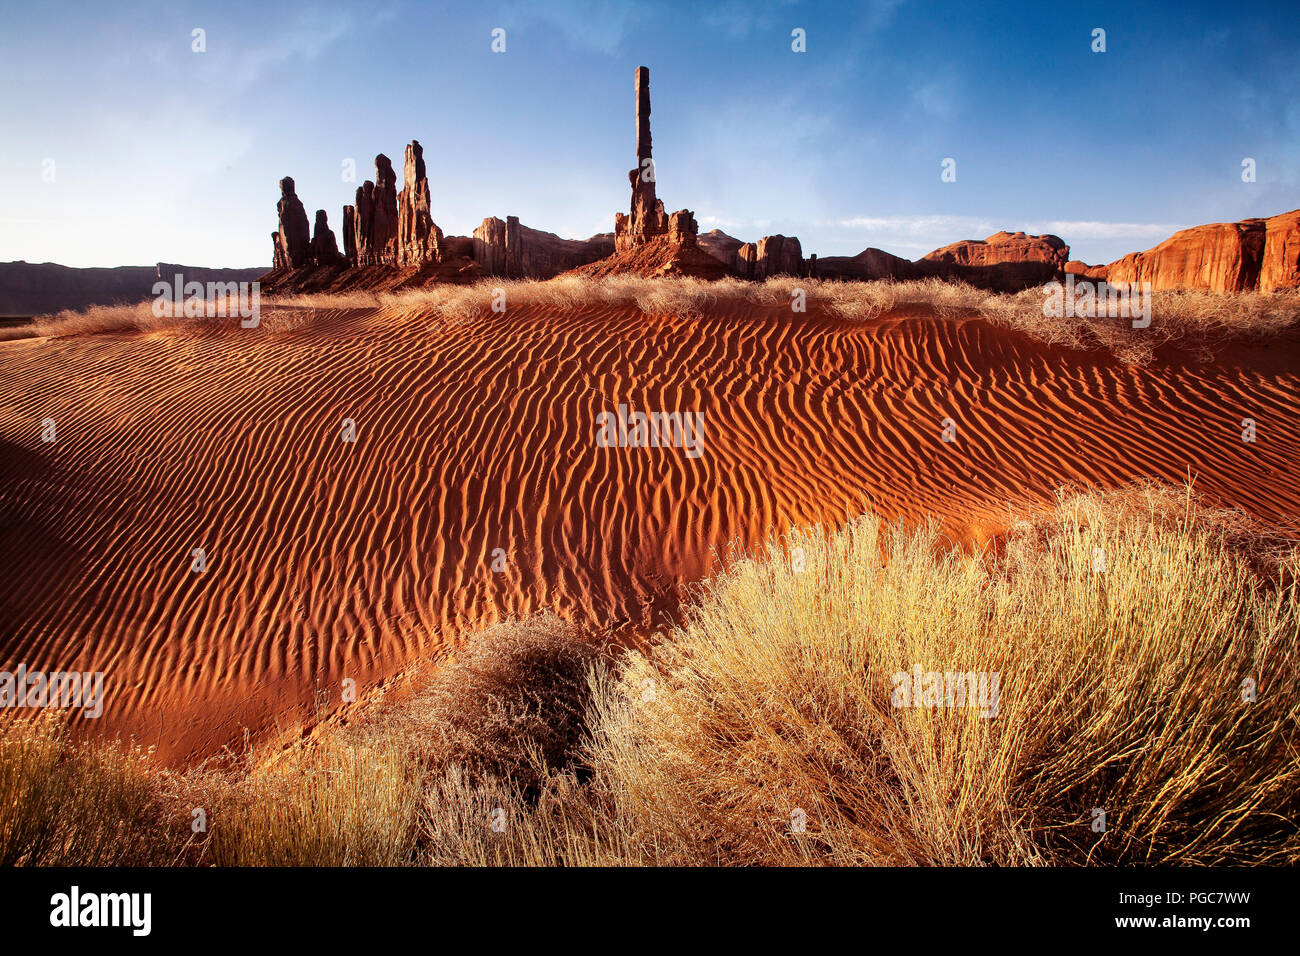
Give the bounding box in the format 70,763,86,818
700,0,799,40
830,214,993,235
909,77,958,122
501,0,648,54
699,215,773,231
1024,220,1180,239
188,8,365,96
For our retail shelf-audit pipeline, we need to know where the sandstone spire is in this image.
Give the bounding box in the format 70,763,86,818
274,176,311,270
310,209,342,265
342,205,357,264
636,65,652,166
353,180,376,265
614,66,699,252
397,140,443,267
371,154,399,265
628,66,659,241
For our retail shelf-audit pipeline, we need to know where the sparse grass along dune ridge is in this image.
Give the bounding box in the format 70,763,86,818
6,276,1298,364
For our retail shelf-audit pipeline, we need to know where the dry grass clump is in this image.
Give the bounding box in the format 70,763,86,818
817,275,989,322
0,713,175,865
187,728,422,867
591,482,1300,865
0,294,319,340
980,285,1300,363
394,616,637,865
417,763,652,866
0,301,160,339
177,616,608,866
389,615,605,794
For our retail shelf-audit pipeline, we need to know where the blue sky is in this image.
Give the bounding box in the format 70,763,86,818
1,0,1296,268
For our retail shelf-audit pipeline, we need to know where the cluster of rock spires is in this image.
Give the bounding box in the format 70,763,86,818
262,67,1300,296
268,139,612,290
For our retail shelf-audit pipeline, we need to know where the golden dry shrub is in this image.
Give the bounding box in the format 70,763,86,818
586,484,1300,865
0,713,174,866
400,615,605,794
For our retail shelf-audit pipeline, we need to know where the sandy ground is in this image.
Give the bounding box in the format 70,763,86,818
1,300,1297,763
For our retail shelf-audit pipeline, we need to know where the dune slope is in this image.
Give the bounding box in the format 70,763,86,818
1,300,1297,762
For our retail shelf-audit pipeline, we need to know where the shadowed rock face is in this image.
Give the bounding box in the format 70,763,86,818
310,210,342,266
473,216,613,278
1075,210,1300,292
472,216,511,276
346,157,400,268
626,65,659,245
735,235,803,279
352,181,376,266
371,154,399,265
760,236,802,277
916,231,1069,291
697,229,744,266
342,205,356,263
274,177,311,270
811,248,914,281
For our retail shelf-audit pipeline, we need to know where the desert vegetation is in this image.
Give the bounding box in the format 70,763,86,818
277,276,1300,363
2,482,1296,866
4,277,1298,364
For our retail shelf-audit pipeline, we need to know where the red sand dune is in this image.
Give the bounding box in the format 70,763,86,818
1,301,1297,763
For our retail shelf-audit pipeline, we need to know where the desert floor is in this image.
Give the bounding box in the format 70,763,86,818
1,299,1297,763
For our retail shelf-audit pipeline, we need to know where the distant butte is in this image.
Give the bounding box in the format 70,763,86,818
260,68,1300,295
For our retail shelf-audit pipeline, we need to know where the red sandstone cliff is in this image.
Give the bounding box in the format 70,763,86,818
1067,210,1300,292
